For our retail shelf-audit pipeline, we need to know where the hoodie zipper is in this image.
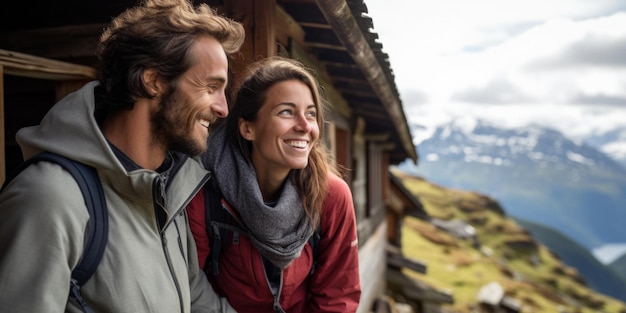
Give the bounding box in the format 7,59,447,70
154,169,211,313
153,174,185,313
160,172,211,231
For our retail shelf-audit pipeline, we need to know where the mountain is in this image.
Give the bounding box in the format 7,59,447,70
515,217,626,301
582,127,626,169
400,118,626,280
390,168,626,310
610,253,626,283
401,119,626,248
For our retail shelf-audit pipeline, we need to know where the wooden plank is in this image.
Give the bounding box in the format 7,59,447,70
0,49,95,81
357,221,388,313
0,64,5,184
255,0,277,58
275,5,305,50
231,0,277,64
229,0,255,75
387,244,427,273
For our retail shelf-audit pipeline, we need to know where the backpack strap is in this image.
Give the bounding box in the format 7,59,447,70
3,152,107,313
308,226,321,275
203,182,231,277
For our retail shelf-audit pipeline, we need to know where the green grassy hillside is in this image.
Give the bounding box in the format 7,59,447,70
391,167,626,313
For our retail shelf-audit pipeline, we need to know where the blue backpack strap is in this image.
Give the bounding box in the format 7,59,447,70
3,152,107,313
203,181,230,277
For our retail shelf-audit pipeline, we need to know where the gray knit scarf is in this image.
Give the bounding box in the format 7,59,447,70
203,125,314,269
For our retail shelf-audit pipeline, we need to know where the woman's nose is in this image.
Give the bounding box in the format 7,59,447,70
294,114,312,132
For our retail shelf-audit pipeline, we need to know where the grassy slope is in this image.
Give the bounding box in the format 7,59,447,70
611,254,626,283
391,168,626,313
515,217,626,301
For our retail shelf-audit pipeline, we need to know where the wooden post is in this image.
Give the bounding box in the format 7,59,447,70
0,65,5,184
229,0,276,69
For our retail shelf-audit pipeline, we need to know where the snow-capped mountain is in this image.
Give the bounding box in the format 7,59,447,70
400,118,626,251
581,127,626,169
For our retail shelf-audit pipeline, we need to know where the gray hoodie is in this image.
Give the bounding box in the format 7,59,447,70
0,81,233,313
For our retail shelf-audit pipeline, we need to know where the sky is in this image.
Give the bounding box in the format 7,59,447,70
364,0,626,154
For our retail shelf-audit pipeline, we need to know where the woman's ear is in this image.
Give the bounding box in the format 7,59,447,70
239,118,255,141
142,68,162,97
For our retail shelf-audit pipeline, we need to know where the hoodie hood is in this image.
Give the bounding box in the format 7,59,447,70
16,81,120,172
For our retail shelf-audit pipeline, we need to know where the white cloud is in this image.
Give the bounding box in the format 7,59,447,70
365,0,626,142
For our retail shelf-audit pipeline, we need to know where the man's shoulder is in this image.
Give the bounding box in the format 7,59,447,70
0,158,91,256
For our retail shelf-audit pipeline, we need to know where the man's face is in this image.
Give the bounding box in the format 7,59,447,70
152,36,229,156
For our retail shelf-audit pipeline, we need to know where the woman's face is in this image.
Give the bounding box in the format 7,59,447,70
239,79,320,179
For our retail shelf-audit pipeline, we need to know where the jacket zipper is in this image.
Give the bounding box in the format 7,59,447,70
160,172,211,231
153,174,185,313
264,263,286,313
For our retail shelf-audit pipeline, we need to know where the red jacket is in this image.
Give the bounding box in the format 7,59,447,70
188,173,361,312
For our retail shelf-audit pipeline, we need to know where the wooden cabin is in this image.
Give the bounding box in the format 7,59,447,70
387,168,457,312
0,1,418,311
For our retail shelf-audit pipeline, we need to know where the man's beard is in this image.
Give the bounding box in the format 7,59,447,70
151,87,205,156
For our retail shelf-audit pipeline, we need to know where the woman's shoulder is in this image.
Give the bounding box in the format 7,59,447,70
320,172,357,240
326,172,350,191
323,172,353,209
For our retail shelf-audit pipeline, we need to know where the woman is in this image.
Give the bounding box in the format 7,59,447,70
187,57,361,312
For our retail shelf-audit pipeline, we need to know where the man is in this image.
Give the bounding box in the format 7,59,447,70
0,0,244,312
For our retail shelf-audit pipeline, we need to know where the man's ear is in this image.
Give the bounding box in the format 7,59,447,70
239,118,255,141
142,68,162,97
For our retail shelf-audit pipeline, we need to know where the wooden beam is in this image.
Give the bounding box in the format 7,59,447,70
337,87,378,99
298,21,333,29
351,105,385,119
0,64,4,184
364,133,390,142
229,0,277,74
275,5,305,49
233,0,276,60
321,60,360,70
254,0,277,58
304,41,345,51
0,49,96,80
387,244,427,274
